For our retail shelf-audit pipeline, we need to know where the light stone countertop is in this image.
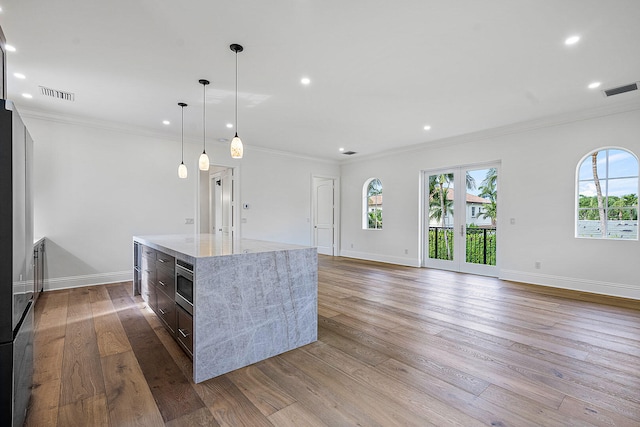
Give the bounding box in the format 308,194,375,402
133,234,312,260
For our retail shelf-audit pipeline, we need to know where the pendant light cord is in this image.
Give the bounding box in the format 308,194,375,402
181,106,184,162
235,50,239,136
202,83,206,152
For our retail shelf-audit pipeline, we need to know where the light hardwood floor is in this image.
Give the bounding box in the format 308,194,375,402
25,256,640,426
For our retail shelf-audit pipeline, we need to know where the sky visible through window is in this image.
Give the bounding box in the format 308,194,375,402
578,149,638,197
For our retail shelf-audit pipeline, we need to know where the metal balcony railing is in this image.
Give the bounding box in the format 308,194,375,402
428,226,496,265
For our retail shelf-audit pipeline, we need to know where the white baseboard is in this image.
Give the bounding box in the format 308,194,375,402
500,269,639,301
44,271,131,291
339,250,420,268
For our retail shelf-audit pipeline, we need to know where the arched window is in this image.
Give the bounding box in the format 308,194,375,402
363,178,383,229
576,148,638,239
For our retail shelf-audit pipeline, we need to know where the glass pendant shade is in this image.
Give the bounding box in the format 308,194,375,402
198,151,210,171
178,162,188,179
230,133,243,159
230,44,244,159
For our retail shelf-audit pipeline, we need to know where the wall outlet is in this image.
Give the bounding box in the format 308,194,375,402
510,218,516,225
535,261,541,269
185,218,194,224
404,249,408,255
350,243,354,248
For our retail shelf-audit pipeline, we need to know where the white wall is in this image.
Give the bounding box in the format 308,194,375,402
238,149,339,246
340,107,640,300
24,113,339,290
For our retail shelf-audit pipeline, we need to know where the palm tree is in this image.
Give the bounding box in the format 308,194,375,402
367,179,382,229
591,152,606,236
429,173,454,259
478,168,497,226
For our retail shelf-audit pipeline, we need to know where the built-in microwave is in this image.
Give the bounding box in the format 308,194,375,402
175,259,193,315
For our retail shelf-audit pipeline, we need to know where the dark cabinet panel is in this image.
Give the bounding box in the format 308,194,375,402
156,264,175,297
176,306,193,358
156,252,174,265
156,290,176,334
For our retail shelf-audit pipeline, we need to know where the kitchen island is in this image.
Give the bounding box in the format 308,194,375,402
133,234,317,383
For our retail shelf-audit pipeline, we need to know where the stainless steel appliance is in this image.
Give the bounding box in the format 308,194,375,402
175,260,193,315
0,99,35,427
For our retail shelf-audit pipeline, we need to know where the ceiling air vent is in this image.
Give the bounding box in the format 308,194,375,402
602,82,638,97
342,151,357,155
39,86,75,101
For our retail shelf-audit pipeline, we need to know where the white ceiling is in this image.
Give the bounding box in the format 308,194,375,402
2,0,640,161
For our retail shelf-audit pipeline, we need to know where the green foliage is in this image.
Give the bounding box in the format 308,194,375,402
478,168,497,225
428,227,496,266
579,194,638,220
368,208,382,229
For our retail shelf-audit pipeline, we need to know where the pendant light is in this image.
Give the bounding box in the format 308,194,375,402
198,79,210,171
229,44,244,159
177,102,188,179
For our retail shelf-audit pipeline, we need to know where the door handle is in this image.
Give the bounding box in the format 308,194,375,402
460,225,464,236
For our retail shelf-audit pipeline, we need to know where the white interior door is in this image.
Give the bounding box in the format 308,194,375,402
424,163,499,276
313,177,335,255
209,168,234,240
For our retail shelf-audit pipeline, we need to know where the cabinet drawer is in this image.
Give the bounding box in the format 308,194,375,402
142,245,156,260
156,251,174,266
148,282,158,312
176,306,193,358
156,291,176,334
156,266,175,297
141,256,155,276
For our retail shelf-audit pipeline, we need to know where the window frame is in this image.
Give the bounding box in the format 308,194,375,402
575,146,639,240
363,178,383,230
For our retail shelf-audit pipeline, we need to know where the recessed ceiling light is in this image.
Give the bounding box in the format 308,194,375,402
226,123,233,128
162,120,170,125
423,125,431,131
301,77,311,85
5,44,16,52
588,81,601,89
22,93,32,99
339,147,345,152
14,72,26,79
564,35,580,45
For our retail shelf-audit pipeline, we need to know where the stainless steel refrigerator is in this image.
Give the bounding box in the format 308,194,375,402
0,99,35,427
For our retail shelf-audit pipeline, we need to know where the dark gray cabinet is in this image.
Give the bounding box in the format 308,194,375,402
176,306,193,357
136,244,177,335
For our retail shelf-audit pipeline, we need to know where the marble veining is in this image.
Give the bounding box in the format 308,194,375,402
133,234,318,383
194,248,317,382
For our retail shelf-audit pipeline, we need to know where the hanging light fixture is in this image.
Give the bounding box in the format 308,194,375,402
177,102,188,179
229,43,244,159
198,79,210,171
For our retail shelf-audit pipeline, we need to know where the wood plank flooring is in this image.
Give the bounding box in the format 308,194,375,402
25,256,640,426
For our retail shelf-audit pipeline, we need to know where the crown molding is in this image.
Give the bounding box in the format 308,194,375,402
341,98,640,164
18,106,339,165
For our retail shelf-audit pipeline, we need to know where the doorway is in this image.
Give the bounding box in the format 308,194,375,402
199,165,237,242
312,176,338,255
423,162,499,276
